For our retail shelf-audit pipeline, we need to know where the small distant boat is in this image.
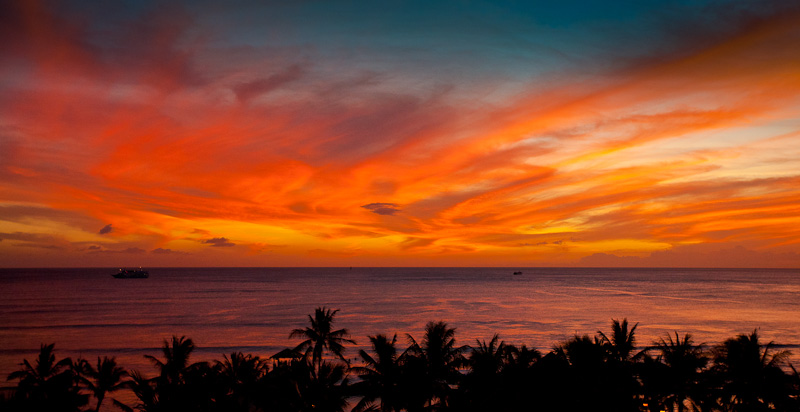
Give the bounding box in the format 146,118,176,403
113,268,149,279
513,271,522,275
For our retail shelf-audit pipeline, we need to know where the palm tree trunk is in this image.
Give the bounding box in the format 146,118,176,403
95,393,105,412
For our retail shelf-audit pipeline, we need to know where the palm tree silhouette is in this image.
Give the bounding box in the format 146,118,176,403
290,307,356,376
492,343,542,411
598,318,639,363
556,334,606,368
216,351,268,388
469,334,506,377
639,332,707,412
351,334,402,412
405,321,466,409
656,332,706,412
126,370,158,412
7,343,88,411
555,332,639,411
711,330,794,411
303,361,350,412
78,356,130,412
140,335,209,411
597,319,643,411
459,334,508,411
215,352,268,411
270,358,349,412
145,335,198,385
8,343,70,389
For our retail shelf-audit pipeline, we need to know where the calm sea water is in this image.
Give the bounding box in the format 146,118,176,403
2,267,800,379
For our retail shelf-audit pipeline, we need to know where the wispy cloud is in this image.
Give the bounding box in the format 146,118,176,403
362,203,401,216
152,247,190,255
87,247,146,255
1,1,799,266
202,237,236,247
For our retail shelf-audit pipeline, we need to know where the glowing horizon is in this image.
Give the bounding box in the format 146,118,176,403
2,1,800,267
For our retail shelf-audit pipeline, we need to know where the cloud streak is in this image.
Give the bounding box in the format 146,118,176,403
202,237,236,247
0,1,799,266
362,203,401,216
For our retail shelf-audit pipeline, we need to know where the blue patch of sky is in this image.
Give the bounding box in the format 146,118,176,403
51,0,782,95
196,0,734,78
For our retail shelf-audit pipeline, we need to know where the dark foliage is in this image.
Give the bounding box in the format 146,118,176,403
5,314,800,412
3,343,88,412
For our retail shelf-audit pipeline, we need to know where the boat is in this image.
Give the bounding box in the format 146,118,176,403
513,271,522,275
113,268,149,279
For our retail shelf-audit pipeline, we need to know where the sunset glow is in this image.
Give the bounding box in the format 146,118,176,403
2,1,800,267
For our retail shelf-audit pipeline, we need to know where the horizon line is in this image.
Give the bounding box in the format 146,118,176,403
1,266,798,270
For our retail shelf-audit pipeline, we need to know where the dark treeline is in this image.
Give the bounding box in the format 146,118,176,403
3,307,800,412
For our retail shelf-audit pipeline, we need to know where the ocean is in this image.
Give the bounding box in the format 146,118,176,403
2,267,800,380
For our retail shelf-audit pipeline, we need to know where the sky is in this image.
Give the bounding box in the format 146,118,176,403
1,0,800,268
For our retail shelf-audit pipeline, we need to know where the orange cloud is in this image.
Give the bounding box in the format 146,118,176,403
1,2,800,266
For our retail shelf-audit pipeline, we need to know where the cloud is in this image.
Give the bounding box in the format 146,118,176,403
2,1,800,267
579,244,800,268
519,240,566,247
16,243,62,250
247,243,288,254
87,247,146,255
307,248,361,257
330,227,384,238
202,237,236,247
0,232,63,249
362,203,401,216
0,204,102,231
399,237,435,251
233,64,306,102
151,247,189,255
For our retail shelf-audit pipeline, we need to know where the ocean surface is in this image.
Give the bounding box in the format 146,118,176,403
2,267,800,380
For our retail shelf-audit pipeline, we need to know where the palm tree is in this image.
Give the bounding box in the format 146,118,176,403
6,343,88,411
215,352,268,411
598,318,639,363
459,334,507,411
552,332,644,411
656,332,707,412
351,334,402,412
711,330,794,411
501,343,541,372
8,343,71,389
79,356,130,412
469,334,506,377
557,334,606,369
290,307,356,375
301,361,350,412
494,343,542,411
405,321,467,409
265,357,350,412
638,332,708,412
141,335,209,411
216,351,268,388
596,319,642,411
125,370,158,412
145,336,198,385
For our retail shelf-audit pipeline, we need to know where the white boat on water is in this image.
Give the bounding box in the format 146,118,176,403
113,268,149,279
